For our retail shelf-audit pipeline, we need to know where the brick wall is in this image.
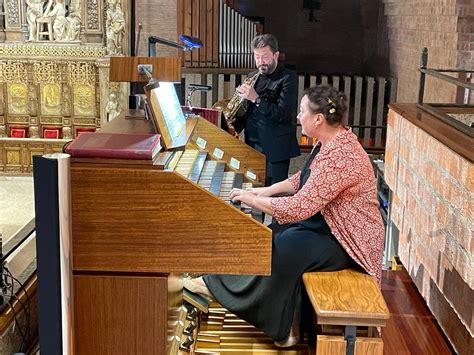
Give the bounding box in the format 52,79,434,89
379,0,474,103
385,109,473,355
135,0,178,57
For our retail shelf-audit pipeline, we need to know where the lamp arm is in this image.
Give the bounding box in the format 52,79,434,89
148,36,186,56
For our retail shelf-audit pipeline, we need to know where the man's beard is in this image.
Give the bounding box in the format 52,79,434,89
258,60,277,75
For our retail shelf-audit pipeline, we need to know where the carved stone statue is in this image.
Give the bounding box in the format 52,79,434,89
105,92,120,121
106,0,125,55
42,0,66,40
25,0,49,40
64,10,81,41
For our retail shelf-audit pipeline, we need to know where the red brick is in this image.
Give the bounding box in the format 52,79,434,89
436,198,448,225
465,163,473,192
456,221,471,254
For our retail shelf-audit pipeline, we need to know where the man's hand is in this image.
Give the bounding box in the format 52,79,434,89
236,84,258,103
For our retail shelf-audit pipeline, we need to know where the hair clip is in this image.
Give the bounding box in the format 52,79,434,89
327,97,336,113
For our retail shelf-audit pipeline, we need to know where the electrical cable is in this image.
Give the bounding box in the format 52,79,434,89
1,267,32,353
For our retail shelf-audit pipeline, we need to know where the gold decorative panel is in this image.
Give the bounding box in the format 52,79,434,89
40,83,62,116
0,44,106,58
7,83,29,115
7,115,29,124
0,138,67,173
0,62,28,83
74,84,96,116
6,149,21,165
0,0,129,173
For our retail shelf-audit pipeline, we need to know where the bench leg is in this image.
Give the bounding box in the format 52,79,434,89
316,331,384,355
344,326,357,355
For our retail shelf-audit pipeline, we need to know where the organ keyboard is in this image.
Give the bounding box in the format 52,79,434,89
69,110,273,354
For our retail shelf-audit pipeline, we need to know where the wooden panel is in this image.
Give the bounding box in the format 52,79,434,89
99,109,156,134
389,103,473,162
302,270,389,327
177,0,184,65
316,335,383,355
71,163,271,274
316,335,346,355
109,57,181,82
0,276,37,334
364,77,375,146
212,0,219,66
200,0,207,66
332,76,340,90
190,117,266,182
206,0,213,66
184,0,192,65
74,274,168,355
375,77,386,147
343,76,351,123
192,0,200,65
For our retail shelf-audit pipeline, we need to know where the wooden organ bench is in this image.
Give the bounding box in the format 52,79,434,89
302,269,390,355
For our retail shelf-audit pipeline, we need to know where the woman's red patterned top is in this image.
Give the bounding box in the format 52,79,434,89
271,129,385,283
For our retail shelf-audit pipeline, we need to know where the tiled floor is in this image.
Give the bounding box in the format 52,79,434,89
0,176,35,243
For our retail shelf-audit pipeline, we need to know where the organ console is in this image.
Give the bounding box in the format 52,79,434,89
69,58,276,354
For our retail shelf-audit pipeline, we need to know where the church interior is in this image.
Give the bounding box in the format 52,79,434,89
0,0,472,354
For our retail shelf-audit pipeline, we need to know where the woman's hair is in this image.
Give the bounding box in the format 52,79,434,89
251,34,279,53
304,85,347,126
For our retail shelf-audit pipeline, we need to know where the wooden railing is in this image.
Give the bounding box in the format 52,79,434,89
182,69,398,151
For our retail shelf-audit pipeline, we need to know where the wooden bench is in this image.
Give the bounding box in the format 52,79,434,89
302,269,390,355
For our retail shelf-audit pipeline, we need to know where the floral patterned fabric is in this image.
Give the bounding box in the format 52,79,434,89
271,129,385,283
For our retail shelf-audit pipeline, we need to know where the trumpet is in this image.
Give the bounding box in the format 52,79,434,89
223,72,260,131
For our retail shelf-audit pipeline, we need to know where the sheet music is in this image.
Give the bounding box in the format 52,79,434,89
153,82,186,138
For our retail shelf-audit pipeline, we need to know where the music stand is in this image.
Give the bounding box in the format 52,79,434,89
108,56,182,138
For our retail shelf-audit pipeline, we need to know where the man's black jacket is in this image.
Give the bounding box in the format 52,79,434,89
235,63,300,163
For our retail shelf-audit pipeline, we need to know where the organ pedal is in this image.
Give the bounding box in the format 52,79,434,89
192,303,310,354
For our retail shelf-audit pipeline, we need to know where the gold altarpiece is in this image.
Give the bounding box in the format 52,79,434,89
0,0,130,173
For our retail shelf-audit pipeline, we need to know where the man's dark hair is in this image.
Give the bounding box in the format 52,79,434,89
251,34,279,53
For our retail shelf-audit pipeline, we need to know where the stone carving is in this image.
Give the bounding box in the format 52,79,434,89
0,125,6,137
105,0,125,55
0,43,105,57
5,0,20,28
87,0,99,30
64,10,82,41
105,92,120,121
37,1,82,41
42,0,66,40
25,0,48,41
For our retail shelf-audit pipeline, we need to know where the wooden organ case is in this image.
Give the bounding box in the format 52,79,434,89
70,58,272,354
